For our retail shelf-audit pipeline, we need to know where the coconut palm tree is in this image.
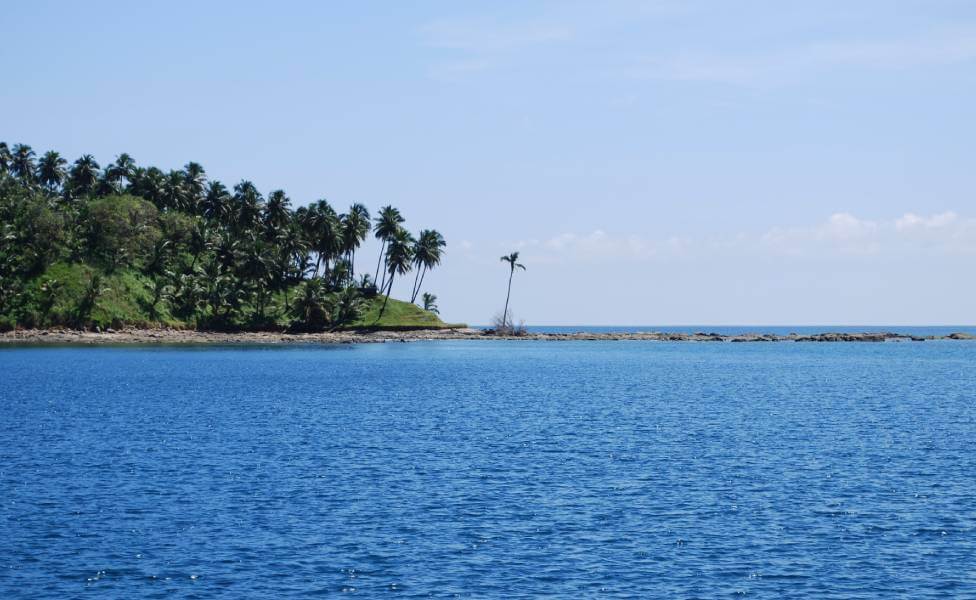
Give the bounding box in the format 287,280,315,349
145,239,172,278
379,227,414,316
328,258,351,290
76,273,109,325
161,170,188,211
410,229,446,303
132,166,166,208
264,190,291,238
500,252,525,329
182,162,206,213
422,292,439,314
231,180,263,233
187,221,213,269
107,153,136,193
37,151,68,191
69,154,100,196
327,285,367,328
214,229,242,270
11,144,36,184
291,277,329,329
273,224,308,303
303,199,340,279
202,180,231,224
340,203,370,280
372,205,404,290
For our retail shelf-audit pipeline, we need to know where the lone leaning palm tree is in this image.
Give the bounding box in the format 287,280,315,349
500,252,525,329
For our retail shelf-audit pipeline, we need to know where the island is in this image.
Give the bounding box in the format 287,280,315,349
0,142,454,334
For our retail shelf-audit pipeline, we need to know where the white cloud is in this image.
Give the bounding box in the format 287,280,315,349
761,211,976,256
895,211,957,231
488,211,976,265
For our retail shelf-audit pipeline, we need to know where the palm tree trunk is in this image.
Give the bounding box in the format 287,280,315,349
374,240,386,286
412,264,429,304
410,265,422,303
502,268,514,328
379,256,390,292
379,273,394,317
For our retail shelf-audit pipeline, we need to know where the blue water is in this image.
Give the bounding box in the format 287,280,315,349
489,325,976,336
2,341,975,597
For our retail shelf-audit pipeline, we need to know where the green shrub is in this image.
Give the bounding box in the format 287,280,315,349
84,195,160,270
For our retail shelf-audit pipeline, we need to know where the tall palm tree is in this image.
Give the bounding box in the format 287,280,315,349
11,144,36,184
202,180,231,224
37,151,68,191
69,154,100,196
372,205,404,290
410,229,446,303
274,224,308,301
500,252,525,329
231,180,263,232
340,203,370,281
264,190,291,237
107,153,136,193
183,162,206,214
379,227,415,316
162,170,188,211
304,199,340,278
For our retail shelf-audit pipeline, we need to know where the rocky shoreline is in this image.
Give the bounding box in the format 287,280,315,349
1,328,974,345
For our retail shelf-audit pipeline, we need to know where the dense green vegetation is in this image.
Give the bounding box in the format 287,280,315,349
0,142,453,331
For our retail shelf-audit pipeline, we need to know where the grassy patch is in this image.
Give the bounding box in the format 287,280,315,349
17,263,185,329
345,296,464,330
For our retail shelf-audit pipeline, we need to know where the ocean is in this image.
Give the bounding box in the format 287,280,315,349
2,340,975,597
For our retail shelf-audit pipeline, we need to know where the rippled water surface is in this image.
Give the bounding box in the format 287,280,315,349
2,341,975,597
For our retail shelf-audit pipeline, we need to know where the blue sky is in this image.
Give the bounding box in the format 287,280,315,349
3,1,975,324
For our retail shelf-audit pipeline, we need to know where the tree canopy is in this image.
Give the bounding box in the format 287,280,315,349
0,142,447,331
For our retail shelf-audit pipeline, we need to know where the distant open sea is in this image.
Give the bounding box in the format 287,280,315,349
2,340,975,597
487,325,976,336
